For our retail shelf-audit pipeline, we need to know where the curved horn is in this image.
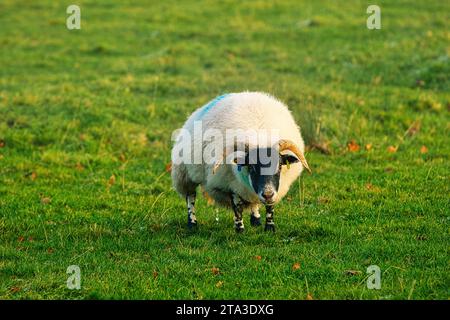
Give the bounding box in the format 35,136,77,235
279,139,311,173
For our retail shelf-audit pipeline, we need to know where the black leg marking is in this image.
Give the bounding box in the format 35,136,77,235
231,194,245,233
250,205,261,227
186,194,197,228
264,205,275,232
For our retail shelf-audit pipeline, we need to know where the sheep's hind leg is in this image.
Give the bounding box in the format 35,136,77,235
264,205,275,232
231,194,245,233
186,193,197,228
250,204,261,227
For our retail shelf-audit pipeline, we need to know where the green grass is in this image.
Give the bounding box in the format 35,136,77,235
0,0,449,299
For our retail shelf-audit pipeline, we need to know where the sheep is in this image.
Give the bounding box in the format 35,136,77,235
171,92,311,232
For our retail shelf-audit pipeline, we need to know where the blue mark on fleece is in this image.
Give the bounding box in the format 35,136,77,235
195,94,229,120
195,93,254,191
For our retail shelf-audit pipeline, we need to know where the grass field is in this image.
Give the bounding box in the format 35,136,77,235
0,0,449,299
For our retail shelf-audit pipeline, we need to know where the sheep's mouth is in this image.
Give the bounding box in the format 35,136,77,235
259,197,275,205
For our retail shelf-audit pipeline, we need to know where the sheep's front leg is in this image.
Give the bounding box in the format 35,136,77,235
186,194,197,228
264,205,275,232
250,204,261,227
231,194,245,233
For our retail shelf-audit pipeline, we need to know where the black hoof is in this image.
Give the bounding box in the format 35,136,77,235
250,215,261,227
188,220,198,229
235,226,245,233
264,224,275,232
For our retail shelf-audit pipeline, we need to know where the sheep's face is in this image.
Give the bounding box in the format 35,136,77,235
232,147,300,205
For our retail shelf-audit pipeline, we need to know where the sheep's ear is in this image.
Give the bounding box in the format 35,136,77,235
278,139,311,173
280,150,300,166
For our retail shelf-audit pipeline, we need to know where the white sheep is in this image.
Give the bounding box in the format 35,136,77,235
171,92,311,232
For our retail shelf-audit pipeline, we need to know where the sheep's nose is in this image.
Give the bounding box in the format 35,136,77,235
262,191,274,200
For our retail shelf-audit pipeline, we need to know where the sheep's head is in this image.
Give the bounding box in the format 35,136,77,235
228,139,311,205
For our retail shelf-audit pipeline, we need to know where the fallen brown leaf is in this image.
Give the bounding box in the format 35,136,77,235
10,286,21,293
165,162,172,173
365,143,372,151
108,175,116,186
31,172,37,181
406,121,421,137
420,145,428,154
211,267,220,275
306,294,314,300
41,197,51,205
347,140,360,152
255,255,262,261
345,270,362,276
317,196,330,204
310,142,331,155
292,262,301,271
387,146,398,153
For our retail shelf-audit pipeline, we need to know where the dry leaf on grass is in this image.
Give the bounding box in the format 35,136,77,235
306,294,314,300
165,162,172,173
215,281,224,288
108,175,116,186
387,146,398,153
405,121,421,137
292,262,301,271
347,140,360,152
10,286,21,293
345,270,362,276
255,255,262,261
41,197,51,205
310,142,331,155
211,267,220,275
365,143,372,151
420,145,428,154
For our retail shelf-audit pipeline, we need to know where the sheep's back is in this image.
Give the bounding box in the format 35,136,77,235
183,92,304,150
